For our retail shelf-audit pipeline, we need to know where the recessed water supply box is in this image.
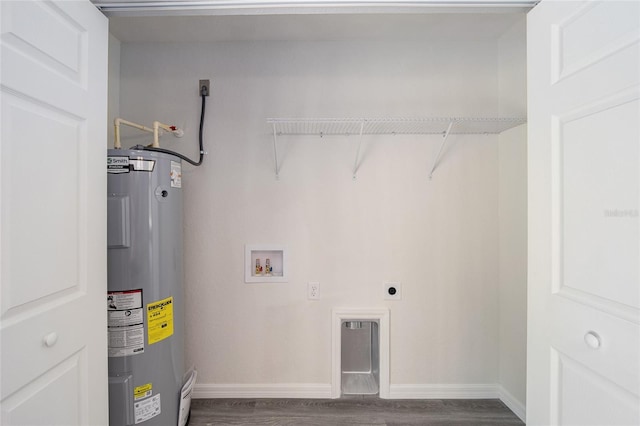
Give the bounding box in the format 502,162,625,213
244,244,288,283
341,320,380,396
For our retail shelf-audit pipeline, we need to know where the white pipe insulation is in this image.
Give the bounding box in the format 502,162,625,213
114,118,183,149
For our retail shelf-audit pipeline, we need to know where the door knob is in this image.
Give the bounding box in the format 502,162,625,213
584,331,601,349
43,332,58,347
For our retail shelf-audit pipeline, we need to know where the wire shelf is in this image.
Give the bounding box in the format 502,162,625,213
267,117,526,136
266,117,527,179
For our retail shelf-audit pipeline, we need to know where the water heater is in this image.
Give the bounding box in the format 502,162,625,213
107,149,190,426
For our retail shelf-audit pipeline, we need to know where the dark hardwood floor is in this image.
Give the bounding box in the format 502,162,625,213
189,397,525,425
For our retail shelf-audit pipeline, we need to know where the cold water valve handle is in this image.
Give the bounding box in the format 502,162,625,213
170,125,184,138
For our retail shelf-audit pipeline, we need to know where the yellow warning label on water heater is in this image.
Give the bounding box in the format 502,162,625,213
134,383,153,400
147,296,174,345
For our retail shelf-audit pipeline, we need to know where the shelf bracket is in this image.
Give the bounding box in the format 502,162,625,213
428,120,454,179
272,122,280,179
352,120,365,180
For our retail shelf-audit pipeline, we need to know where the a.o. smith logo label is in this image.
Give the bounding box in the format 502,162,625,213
108,156,130,174
108,156,156,173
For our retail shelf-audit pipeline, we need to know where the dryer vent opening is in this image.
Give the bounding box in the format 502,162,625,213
341,320,379,396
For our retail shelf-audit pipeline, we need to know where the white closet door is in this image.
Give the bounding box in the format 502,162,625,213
0,1,108,424
527,0,639,425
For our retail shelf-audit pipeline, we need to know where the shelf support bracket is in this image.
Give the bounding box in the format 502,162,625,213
428,120,454,179
272,122,280,180
352,120,365,180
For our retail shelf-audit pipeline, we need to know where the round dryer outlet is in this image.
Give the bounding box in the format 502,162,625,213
384,282,401,300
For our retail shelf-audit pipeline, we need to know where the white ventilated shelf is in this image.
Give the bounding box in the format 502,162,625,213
267,117,526,179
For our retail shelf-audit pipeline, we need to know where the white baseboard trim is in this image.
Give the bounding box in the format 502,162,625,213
193,383,332,399
498,385,526,422
193,382,526,422
194,383,499,400
389,384,500,399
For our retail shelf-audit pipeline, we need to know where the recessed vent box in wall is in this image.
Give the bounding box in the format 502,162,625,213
342,320,380,396
245,244,288,283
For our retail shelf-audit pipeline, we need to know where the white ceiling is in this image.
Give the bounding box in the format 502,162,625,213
108,12,526,42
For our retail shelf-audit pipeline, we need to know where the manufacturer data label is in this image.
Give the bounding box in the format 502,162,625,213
108,289,144,357
134,393,161,424
170,161,182,188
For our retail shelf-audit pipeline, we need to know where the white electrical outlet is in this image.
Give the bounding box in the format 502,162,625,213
308,282,320,300
384,282,401,300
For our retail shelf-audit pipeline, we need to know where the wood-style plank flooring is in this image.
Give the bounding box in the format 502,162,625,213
189,397,525,425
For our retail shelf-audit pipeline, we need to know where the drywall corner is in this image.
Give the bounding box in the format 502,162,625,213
498,16,527,118
497,15,527,413
108,33,121,147
498,124,528,412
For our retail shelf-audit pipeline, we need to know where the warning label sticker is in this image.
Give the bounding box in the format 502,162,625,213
108,309,144,327
134,393,161,424
170,161,182,188
108,156,130,174
108,290,142,311
147,296,174,345
108,325,144,357
108,289,144,357
134,383,153,401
